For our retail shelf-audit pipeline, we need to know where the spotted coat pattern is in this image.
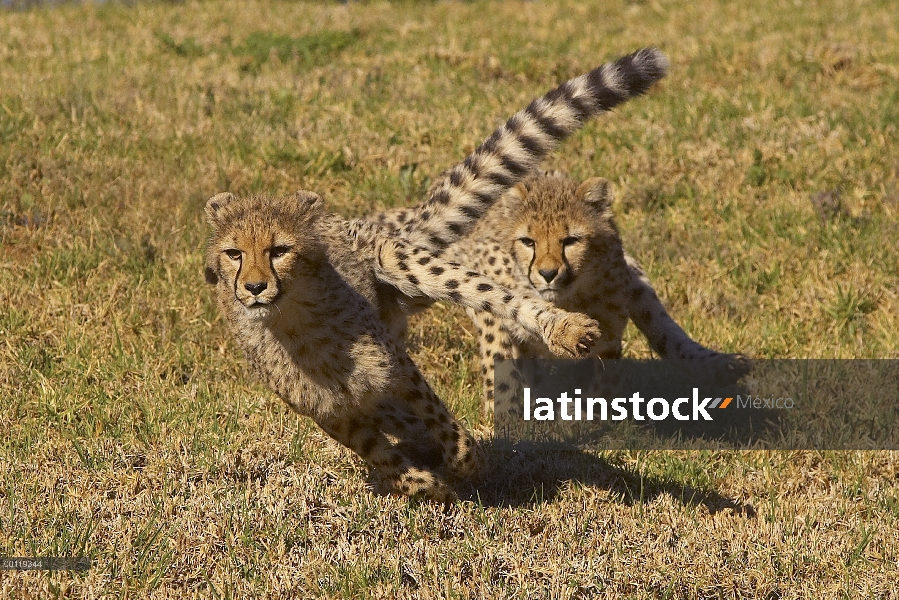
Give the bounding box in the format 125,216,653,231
205,49,670,500
374,172,750,413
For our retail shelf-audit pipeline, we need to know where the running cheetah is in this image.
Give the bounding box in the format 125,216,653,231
205,49,669,501
373,172,750,412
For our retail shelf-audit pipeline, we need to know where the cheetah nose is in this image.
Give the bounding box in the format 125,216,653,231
538,268,559,283
244,281,268,296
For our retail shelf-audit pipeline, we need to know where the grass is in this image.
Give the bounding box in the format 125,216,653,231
1,0,898,597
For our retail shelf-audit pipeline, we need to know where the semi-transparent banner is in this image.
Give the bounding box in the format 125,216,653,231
493,359,899,450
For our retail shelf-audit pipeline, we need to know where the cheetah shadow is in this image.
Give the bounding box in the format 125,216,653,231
457,438,755,516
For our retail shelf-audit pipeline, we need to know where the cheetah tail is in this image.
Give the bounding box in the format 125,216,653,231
404,47,669,252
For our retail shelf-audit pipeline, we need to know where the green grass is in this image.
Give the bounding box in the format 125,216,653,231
1,0,898,597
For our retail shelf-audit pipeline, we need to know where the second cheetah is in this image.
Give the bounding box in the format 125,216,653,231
373,172,750,412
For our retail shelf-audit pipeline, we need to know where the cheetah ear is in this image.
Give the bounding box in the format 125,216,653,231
578,177,613,209
205,192,236,227
292,190,324,212
203,192,235,284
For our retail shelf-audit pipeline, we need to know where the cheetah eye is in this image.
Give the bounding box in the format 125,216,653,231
561,236,581,247
518,237,535,248
223,249,242,261
270,245,291,259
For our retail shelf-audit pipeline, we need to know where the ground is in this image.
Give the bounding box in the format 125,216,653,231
0,0,897,597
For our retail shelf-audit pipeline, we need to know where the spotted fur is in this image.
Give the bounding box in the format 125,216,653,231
374,172,750,412
204,50,666,501
373,47,670,253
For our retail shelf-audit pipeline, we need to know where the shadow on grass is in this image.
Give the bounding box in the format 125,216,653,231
458,439,755,516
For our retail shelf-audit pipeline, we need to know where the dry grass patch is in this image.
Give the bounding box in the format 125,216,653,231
1,0,898,597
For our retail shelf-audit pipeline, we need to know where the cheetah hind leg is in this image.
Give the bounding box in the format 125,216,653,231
316,413,458,503
624,256,753,382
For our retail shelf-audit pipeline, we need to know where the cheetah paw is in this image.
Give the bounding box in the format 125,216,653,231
544,311,601,358
712,353,754,383
370,469,459,504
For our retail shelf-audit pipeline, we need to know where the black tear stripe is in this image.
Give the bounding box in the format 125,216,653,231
272,263,283,297
403,48,668,251
233,260,242,298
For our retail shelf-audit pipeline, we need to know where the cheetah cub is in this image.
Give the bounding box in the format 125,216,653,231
459,173,751,409
374,172,750,412
205,49,670,501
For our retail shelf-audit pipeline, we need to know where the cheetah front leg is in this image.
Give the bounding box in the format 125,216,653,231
465,308,524,415
376,238,601,359
388,355,482,480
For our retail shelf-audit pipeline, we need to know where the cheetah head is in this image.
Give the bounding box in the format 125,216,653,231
507,175,617,302
204,191,325,319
